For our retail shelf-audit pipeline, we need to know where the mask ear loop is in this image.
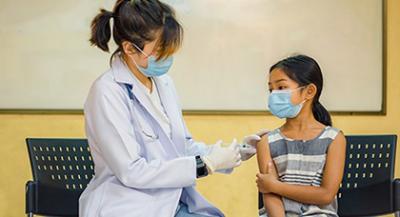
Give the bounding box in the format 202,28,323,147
131,43,150,58
296,85,309,105
299,99,307,106
285,86,307,93
127,43,150,73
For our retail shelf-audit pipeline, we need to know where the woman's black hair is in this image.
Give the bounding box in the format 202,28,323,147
89,0,183,63
269,54,332,126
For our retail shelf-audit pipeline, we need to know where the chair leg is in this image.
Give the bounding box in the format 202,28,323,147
27,213,33,217
395,211,400,217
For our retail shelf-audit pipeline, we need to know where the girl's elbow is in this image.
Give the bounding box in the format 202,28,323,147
318,192,336,205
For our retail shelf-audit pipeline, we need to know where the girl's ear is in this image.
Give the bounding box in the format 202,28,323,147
305,84,317,100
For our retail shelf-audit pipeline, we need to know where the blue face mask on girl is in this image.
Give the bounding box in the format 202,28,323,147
130,43,173,77
268,87,307,119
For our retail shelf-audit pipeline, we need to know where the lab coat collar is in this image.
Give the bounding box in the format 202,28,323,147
112,55,185,154
153,77,186,151
111,55,165,136
111,55,136,85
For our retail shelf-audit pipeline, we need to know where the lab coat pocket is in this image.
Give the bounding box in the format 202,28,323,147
132,113,159,144
140,128,159,144
99,181,156,217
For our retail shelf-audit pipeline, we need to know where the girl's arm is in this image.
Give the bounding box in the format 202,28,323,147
256,135,285,217
269,132,347,205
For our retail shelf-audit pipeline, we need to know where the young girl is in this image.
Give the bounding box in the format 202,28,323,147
256,55,346,217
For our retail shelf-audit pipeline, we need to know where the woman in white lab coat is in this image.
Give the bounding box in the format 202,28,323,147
79,1,257,217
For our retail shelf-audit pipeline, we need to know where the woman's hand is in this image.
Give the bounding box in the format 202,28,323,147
201,139,242,173
256,161,279,194
240,129,269,161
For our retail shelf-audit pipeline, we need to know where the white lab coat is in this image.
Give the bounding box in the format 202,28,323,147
79,56,225,217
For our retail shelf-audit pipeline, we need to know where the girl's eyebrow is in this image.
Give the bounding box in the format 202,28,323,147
268,79,287,85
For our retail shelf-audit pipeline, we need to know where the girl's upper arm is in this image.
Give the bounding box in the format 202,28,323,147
257,135,269,173
257,135,279,177
320,131,347,197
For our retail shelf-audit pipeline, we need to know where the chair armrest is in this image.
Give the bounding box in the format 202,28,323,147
25,180,37,214
394,178,400,212
258,192,264,210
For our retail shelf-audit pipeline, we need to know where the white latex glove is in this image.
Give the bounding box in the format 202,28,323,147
238,143,257,161
201,139,241,173
239,129,270,161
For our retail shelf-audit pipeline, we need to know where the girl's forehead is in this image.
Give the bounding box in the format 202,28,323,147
269,68,292,84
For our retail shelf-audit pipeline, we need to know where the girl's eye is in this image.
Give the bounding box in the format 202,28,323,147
278,86,286,90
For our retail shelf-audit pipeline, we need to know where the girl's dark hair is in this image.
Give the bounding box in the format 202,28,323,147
89,0,183,62
269,54,332,126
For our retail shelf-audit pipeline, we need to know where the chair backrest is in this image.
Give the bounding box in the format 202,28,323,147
26,138,94,216
338,135,397,216
258,135,397,216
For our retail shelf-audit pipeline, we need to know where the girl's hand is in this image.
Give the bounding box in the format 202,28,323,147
256,161,279,194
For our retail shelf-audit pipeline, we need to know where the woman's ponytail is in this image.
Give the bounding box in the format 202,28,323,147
90,0,183,63
89,9,113,52
312,101,332,126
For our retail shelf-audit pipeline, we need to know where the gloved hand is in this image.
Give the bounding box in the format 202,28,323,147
239,129,269,161
201,139,241,173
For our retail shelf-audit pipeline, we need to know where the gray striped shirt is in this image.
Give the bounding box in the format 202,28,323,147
265,126,340,217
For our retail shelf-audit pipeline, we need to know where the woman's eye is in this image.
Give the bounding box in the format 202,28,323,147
278,86,286,90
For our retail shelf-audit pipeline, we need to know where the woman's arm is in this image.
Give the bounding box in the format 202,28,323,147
256,135,285,217
265,132,347,205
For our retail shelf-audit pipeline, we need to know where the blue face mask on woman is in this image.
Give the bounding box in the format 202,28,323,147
268,87,307,119
130,43,173,77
